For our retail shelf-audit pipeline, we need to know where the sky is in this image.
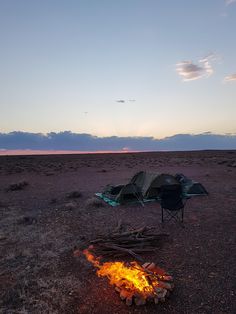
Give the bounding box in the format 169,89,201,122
0,0,236,150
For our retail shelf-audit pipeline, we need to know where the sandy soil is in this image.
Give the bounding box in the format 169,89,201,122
0,151,236,314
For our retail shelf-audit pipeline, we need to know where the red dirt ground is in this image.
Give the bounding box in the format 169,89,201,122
0,151,236,314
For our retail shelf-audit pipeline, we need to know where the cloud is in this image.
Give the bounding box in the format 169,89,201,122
116,99,136,103
0,131,236,151
176,54,215,81
176,62,206,81
225,0,236,6
223,73,236,82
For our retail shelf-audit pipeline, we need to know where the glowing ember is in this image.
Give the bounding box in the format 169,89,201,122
78,248,174,306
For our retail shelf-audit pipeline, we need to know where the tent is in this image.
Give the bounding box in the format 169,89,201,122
96,171,208,206
130,171,180,199
101,171,180,205
102,183,143,205
175,173,208,196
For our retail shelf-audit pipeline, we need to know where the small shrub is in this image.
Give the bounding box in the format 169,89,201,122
50,198,57,204
217,160,228,165
66,191,82,199
17,216,37,225
98,169,107,173
0,201,6,208
6,181,29,192
45,172,54,176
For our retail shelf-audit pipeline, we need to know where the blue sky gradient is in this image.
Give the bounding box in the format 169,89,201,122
0,0,236,145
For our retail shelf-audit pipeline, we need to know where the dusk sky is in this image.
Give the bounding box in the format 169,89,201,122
0,0,236,146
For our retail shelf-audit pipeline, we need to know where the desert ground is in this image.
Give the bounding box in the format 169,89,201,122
0,151,236,314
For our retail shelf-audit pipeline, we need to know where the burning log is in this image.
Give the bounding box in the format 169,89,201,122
75,248,174,306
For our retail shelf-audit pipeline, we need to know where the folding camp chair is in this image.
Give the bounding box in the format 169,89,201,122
160,184,186,225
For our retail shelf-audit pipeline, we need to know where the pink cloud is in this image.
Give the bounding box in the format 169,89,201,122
224,73,236,82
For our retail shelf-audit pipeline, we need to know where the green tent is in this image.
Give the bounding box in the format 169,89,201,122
175,173,208,196
102,183,143,205
130,171,180,199
97,171,208,206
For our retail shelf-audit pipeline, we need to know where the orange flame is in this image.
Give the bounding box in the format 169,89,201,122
82,249,160,296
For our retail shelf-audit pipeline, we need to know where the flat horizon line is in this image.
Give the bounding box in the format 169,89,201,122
0,149,139,156
1,148,236,157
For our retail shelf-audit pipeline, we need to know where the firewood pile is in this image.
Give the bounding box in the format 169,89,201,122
88,223,169,262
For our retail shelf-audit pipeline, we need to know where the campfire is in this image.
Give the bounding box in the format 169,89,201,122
76,247,174,306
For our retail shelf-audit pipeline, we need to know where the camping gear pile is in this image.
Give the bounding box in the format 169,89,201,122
96,171,208,206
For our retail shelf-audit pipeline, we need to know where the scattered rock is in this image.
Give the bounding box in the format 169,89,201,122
64,202,77,210
85,197,104,208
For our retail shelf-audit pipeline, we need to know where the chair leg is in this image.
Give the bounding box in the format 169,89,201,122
161,207,185,227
